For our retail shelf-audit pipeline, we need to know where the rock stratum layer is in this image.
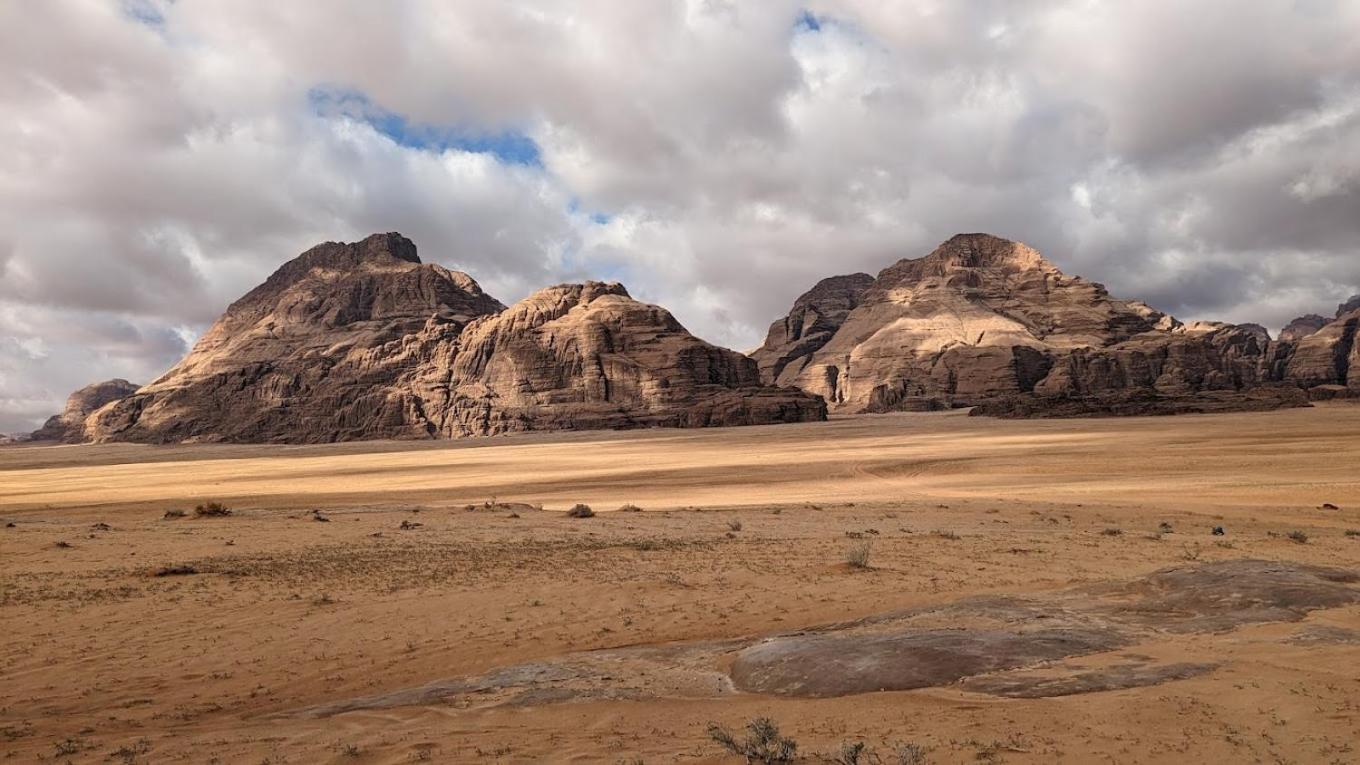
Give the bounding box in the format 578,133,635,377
82,233,822,444
753,233,1358,416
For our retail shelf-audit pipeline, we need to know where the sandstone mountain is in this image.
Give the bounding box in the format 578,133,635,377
407,281,825,436
1282,299,1360,396
755,273,874,384
1279,314,1328,342
31,379,140,442
752,233,1338,416
83,233,822,443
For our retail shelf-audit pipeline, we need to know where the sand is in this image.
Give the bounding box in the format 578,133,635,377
2,405,1358,763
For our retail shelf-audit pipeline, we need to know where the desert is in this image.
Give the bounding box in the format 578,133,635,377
4,404,1359,763
5,4,1360,763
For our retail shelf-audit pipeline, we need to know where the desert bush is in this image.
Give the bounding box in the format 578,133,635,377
1344,529,1359,538
828,741,928,765
618,503,642,512
1101,527,1123,536
1287,530,1309,544
728,520,743,532
707,717,797,764
845,540,872,569
152,565,198,577
895,742,928,765
1158,521,1174,533
567,503,595,518
162,509,186,519
194,501,232,517
931,530,960,540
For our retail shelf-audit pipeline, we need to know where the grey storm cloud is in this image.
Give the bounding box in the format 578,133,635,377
0,0,1358,431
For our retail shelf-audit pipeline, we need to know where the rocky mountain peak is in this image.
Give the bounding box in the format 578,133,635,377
31,378,140,442
81,236,822,444
1338,295,1360,318
1280,314,1329,343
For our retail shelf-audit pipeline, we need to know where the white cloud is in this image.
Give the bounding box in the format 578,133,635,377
0,0,1357,431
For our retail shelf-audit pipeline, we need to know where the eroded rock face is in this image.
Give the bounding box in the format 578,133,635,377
87,233,504,443
1280,314,1328,342
751,273,874,385
756,234,1347,415
1338,295,1360,318
85,234,823,444
31,379,140,442
1283,303,1360,393
753,234,1281,412
408,282,825,437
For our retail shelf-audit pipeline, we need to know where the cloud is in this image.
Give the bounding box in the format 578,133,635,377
0,0,1357,430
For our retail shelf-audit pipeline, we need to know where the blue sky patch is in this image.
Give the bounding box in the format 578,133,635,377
795,10,822,32
308,87,542,167
121,0,166,26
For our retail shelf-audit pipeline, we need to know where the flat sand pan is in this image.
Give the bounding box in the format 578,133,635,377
3,404,1358,516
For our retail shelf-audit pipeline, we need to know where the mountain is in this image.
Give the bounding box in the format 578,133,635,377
754,273,874,385
1282,298,1360,396
407,281,825,436
1279,314,1328,343
84,233,822,443
31,379,140,442
752,233,1311,416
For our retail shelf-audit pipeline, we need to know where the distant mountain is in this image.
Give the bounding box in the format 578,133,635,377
31,378,140,442
754,233,1348,416
80,233,821,444
1282,298,1360,395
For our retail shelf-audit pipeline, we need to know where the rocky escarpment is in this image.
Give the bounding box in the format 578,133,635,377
408,282,825,437
85,233,822,444
87,233,507,443
1279,314,1328,343
1282,299,1360,396
754,234,1346,416
755,273,874,384
31,379,140,442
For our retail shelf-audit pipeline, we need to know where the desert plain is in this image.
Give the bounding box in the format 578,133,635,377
2,405,1359,764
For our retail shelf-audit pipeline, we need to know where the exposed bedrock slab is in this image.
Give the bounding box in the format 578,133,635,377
297,561,1359,715
731,560,1359,698
958,661,1219,699
729,628,1127,697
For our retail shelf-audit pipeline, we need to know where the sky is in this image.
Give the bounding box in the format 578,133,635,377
1,0,1359,432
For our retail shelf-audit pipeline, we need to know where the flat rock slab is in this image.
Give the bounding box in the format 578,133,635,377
730,628,1126,697
298,560,1359,715
730,560,1358,698
959,661,1219,698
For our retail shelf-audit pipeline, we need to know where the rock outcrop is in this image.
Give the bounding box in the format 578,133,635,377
85,233,823,443
31,379,140,442
754,273,874,384
88,233,504,443
1280,314,1328,342
754,234,1329,416
1283,298,1360,395
408,282,825,437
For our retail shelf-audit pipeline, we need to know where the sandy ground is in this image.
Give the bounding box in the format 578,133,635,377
2,405,1359,763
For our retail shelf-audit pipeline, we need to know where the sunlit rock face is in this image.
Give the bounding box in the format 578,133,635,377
86,233,823,444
